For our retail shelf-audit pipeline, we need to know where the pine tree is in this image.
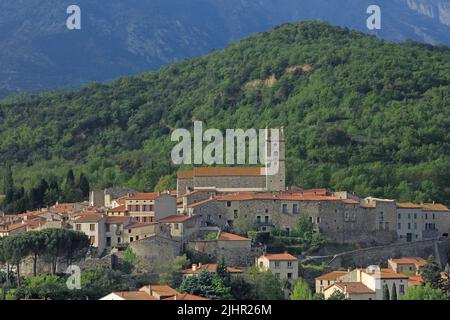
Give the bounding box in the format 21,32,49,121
421,255,441,289
382,284,390,300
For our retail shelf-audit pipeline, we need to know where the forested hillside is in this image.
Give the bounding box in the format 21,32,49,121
2,0,450,92
1,21,449,204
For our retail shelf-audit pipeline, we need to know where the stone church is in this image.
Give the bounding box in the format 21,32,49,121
177,128,286,196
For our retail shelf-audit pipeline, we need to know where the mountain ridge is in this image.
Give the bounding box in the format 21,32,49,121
1,0,450,91
0,21,449,205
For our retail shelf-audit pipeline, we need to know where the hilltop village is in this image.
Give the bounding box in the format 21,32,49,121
1,129,450,300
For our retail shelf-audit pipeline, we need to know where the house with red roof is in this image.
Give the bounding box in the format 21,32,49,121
256,252,299,282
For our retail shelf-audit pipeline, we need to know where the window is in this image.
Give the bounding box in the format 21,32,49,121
309,217,313,223
76,224,81,231
287,273,292,279
130,237,134,242
275,273,280,280
106,237,111,246
136,236,139,241
408,213,411,219
408,223,411,230
174,223,179,230
105,224,110,232
400,285,405,295
379,212,384,221
218,215,222,219
256,216,261,224
275,261,280,268
117,237,121,243
265,216,270,224
398,213,401,219
293,204,299,214
414,213,417,219
398,223,401,230
282,204,288,214
425,214,428,220
90,224,95,231
316,217,321,223
433,214,436,220
265,209,269,213
227,201,231,207
259,261,263,268
287,261,293,269
234,210,238,219
89,236,95,244
207,215,211,221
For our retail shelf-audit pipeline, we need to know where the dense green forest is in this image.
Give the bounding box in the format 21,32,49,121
0,21,449,205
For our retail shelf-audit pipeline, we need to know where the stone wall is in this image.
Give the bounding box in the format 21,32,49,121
129,235,181,273
317,238,450,268
186,239,263,267
194,176,266,190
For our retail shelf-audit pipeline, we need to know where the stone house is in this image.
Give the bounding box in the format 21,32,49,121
74,214,106,256
256,252,299,282
124,192,177,223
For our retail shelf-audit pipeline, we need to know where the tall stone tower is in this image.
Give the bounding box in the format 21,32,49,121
265,127,286,192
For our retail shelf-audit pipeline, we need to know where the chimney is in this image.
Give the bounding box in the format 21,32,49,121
347,267,352,273
183,196,188,213
343,285,347,294
192,264,197,271
198,262,202,268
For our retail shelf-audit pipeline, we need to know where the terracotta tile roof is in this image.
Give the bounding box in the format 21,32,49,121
23,219,43,230
177,170,194,179
178,167,263,179
162,293,208,300
341,199,360,204
363,268,409,279
216,192,345,202
111,291,157,300
422,203,449,212
0,222,27,232
261,253,298,261
182,263,244,274
108,205,127,212
125,193,161,200
218,232,250,241
408,275,424,286
127,222,157,229
140,285,178,297
316,271,348,281
75,214,103,223
397,202,423,209
397,203,449,212
158,215,193,223
389,257,427,267
331,282,375,294
189,198,214,208
105,216,130,224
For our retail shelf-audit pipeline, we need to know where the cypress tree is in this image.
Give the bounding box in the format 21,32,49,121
382,284,390,300
79,173,90,198
391,283,398,300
